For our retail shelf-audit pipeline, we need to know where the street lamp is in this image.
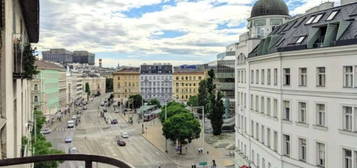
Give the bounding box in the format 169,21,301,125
165,101,168,153
191,106,205,153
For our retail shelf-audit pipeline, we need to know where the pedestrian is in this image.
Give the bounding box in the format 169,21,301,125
207,150,209,155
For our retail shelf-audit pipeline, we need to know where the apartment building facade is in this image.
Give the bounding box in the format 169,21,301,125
235,1,357,168
0,0,39,159
113,68,140,104
173,70,206,103
140,64,173,103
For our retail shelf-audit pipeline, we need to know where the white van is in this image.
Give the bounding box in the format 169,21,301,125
67,120,75,128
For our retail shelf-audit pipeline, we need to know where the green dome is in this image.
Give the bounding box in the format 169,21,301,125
251,0,289,18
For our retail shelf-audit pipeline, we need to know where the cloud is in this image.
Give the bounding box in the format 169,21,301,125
37,0,333,66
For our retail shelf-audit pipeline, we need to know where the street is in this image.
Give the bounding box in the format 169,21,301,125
46,95,177,168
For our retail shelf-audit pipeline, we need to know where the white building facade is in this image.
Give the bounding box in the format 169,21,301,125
140,64,173,103
235,1,357,168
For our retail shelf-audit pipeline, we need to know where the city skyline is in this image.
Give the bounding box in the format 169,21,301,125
36,0,339,67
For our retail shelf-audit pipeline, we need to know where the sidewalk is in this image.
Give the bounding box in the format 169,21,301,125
141,118,235,168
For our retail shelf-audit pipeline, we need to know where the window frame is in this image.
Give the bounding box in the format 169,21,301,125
283,68,291,86
296,36,306,44
343,66,354,88
306,16,316,24
312,13,324,23
298,102,307,123
299,138,307,162
299,67,307,87
317,67,326,87
316,104,326,127
326,10,339,21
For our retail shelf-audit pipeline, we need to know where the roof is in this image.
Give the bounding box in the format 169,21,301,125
173,71,205,75
251,0,289,18
249,2,357,58
35,60,65,71
20,0,39,43
113,68,140,74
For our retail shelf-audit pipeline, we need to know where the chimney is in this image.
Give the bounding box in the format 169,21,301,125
341,0,357,5
99,59,102,68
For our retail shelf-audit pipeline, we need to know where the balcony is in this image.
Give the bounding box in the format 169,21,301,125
0,154,134,168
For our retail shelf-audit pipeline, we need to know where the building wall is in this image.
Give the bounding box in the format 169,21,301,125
0,0,35,159
83,77,106,96
113,72,140,103
173,72,206,102
140,74,172,103
235,45,357,168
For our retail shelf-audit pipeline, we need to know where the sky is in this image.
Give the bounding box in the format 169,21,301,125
37,0,340,67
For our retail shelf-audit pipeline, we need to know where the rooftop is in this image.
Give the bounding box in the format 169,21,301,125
35,60,65,71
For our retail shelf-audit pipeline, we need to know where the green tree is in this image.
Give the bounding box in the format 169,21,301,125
148,99,161,108
33,110,64,168
210,91,225,135
162,112,201,154
159,102,188,122
23,44,39,79
105,78,113,93
128,94,143,109
187,96,198,107
85,82,91,100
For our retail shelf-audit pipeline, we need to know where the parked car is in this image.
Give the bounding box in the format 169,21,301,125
111,119,118,125
64,137,72,143
100,102,105,106
40,128,52,135
68,147,78,154
121,131,129,138
117,139,126,146
103,108,107,112
82,106,87,110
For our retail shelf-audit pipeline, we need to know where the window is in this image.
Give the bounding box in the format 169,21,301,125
316,104,326,127
343,66,354,88
299,68,307,86
267,128,271,148
250,95,254,110
256,123,259,140
296,36,306,44
261,97,265,114
261,69,265,84
317,67,326,87
283,101,290,121
255,95,259,112
312,14,324,23
283,68,290,86
343,106,353,131
273,99,278,118
256,70,259,84
251,70,254,84
298,102,307,123
267,69,271,85
344,149,352,168
251,121,254,137
283,134,290,156
274,68,278,86
34,96,38,103
273,131,278,151
267,98,271,116
317,142,325,167
299,138,307,162
34,84,38,91
327,10,339,21
306,16,315,24
261,125,265,144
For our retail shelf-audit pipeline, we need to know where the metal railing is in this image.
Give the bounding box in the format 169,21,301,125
0,154,134,168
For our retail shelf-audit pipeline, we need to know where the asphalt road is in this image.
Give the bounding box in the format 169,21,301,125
47,95,177,168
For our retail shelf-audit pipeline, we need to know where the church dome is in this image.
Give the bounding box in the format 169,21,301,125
251,0,289,18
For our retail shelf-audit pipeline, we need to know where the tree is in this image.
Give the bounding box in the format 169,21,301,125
105,78,113,93
162,112,201,154
148,99,161,108
187,96,198,107
159,102,188,122
85,82,91,100
210,91,225,135
128,94,143,109
32,110,64,168
22,44,39,79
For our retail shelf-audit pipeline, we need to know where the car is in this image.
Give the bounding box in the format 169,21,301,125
103,108,107,112
111,119,118,125
64,137,72,143
40,128,51,135
121,132,129,138
100,102,105,106
82,106,87,110
117,139,126,146
68,147,78,154
67,120,75,128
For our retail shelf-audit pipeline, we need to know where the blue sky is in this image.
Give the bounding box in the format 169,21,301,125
38,0,338,67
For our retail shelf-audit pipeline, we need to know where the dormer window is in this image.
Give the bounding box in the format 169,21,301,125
312,14,324,23
326,10,339,21
306,16,315,24
296,36,306,44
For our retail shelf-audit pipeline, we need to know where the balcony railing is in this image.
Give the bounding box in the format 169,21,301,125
0,154,134,168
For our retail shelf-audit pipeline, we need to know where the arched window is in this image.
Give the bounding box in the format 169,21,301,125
34,84,38,91
34,96,38,103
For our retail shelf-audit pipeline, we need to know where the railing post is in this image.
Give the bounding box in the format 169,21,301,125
85,160,92,168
